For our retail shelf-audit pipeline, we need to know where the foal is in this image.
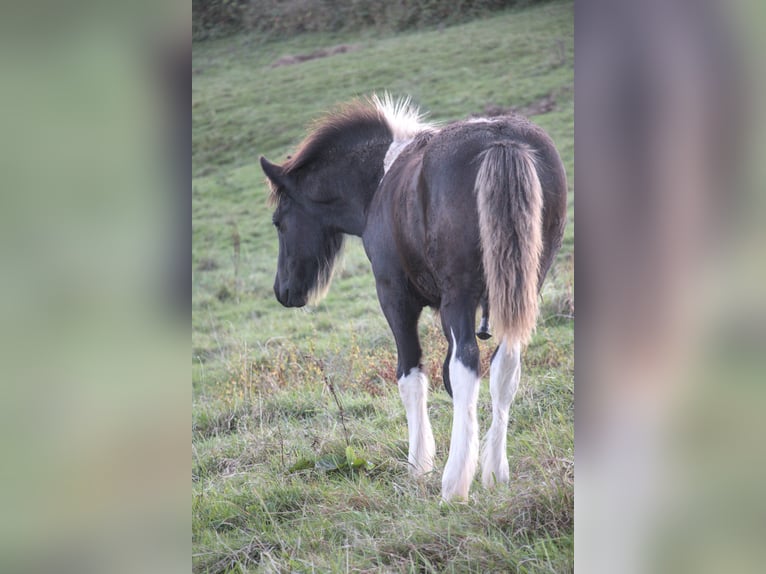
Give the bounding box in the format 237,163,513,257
260,95,567,500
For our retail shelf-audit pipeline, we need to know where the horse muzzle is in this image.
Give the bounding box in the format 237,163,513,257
274,282,307,308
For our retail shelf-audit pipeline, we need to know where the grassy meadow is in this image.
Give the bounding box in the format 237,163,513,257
193,1,574,571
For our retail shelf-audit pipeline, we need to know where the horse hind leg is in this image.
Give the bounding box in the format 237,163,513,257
440,305,482,501
481,340,521,488
476,298,491,340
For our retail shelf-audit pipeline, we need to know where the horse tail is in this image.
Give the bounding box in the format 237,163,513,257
475,141,543,348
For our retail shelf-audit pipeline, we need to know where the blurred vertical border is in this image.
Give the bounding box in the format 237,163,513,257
0,1,190,573
575,0,766,572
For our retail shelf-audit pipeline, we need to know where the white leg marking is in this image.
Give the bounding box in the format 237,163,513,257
481,341,521,488
442,332,481,501
398,367,436,476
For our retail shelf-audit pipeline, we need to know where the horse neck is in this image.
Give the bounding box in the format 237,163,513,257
327,140,389,236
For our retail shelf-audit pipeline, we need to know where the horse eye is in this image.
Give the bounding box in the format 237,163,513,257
273,219,281,231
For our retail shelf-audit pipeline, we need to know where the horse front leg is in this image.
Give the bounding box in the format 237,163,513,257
398,363,436,476
375,283,435,476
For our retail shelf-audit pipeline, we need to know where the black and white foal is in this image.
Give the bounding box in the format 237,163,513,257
260,95,567,500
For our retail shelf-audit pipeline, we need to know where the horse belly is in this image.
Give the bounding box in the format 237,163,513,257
409,268,440,306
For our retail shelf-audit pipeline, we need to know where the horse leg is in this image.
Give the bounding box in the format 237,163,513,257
376,284,435,476
398,362,436,476
481,340,521,488
476,297,491,340
440,302,481,501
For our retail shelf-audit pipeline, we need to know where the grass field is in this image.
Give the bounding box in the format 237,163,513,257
193,1,573,571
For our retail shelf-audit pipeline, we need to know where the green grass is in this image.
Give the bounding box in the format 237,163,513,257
193,1,573,571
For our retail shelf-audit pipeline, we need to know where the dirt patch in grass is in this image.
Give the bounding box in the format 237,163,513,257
196,257,219,271
477,90,558,118
270,44,360,68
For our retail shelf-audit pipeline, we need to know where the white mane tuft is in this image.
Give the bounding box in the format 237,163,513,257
371,93,436,172
371,93,433,140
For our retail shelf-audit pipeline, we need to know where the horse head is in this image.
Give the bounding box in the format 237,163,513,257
260,156,345,308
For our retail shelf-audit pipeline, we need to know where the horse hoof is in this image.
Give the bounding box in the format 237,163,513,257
476,330,491,340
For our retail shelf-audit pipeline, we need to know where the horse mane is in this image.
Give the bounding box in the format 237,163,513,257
268,94,434,204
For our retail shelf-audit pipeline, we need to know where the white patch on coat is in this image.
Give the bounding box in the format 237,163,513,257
480,340,521,488
465,117,502,124
398,367,436,476
383,138,413,172
372,92,437,173
441,331,481,501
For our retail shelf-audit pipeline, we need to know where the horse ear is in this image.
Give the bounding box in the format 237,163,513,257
260,156,289,189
